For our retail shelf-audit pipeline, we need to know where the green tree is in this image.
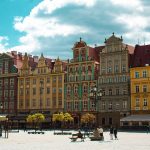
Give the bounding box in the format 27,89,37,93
52,112,73,133
26,113,45,133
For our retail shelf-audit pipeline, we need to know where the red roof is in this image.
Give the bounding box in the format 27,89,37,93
131,44,150,67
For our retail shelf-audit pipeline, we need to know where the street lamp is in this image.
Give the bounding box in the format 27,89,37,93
90,86,102,107
90,86,102,126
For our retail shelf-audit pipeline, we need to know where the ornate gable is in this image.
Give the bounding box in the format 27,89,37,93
21,53,29,69
105,32,123,45
37,53,46,67
53,57,63,73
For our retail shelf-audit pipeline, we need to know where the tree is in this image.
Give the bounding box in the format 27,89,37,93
81,113,96,130
52,112,73,133
26,113,45,133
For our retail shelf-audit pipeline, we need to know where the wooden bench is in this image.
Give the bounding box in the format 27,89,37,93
89,136,104,141
69,133,85,142
28,131,44,134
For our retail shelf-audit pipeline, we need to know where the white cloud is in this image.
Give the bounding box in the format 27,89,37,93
110,0,143,11
13,0,95,53
116,14,148,30
0,36,9,52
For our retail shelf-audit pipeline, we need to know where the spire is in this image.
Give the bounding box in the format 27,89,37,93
112,32,114,36
80,37,82,42
22,52,29,69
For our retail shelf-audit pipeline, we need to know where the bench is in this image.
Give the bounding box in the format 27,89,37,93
89,136,104,141
69,133,85,142
28,131,44,134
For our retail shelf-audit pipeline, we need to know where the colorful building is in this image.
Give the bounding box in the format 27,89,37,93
121,45,150,127
0,51,22,115
17,53,66,116
130,66,150,114
64,38,103,126
98,33,134,127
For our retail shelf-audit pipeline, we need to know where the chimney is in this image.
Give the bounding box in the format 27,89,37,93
33,56,39,62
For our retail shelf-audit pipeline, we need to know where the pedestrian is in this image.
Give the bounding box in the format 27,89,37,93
109,126,113,140
113,127,118,140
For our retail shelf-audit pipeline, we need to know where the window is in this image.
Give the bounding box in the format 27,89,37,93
32,99,36,107
135,85,139,93
33,79,36,84
53,77,56,83
123,89,126,95
67,102,71,109
116,88,119,95
143,85,147,92
26,88,29,94
4,90,8,97
10,78,14,86
135,72,139,78
123,101,127,109
26,78,30,85
47,87,50,94
47,77,50,83
20,89,23,96
58,99,62,106
107,67,112,73
83,101,88,109
135,98,139,107
102,101,106,110
74,86,78,93
59,76,62,81
102,68,105,74
108,102,113,110
53,88,56,93
20,80,23,85
46,98,50,106
67,87,71,94
83,86,87,93
114,65,119,73
109,89,112,95
52,98,56,107
116,103,119,110
59,88,62,93
74,101,79,109
143,98,147,106
0,80,2,86
10,90,14,97
33,88,36,95
142,71,147,78
102,89,105,96
122,65,126,72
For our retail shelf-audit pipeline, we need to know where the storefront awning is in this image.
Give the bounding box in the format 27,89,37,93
0,115,8,121
120,114,150,122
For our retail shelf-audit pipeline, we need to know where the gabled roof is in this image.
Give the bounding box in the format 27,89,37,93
73,38,87,49
131,44,150,67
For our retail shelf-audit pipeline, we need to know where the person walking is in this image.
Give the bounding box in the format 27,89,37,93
109,126,113,140
113,127,118,140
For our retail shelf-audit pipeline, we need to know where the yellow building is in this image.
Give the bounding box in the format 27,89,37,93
130,66,150,114
18,53,65,115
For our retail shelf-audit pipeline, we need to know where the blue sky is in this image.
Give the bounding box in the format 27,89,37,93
0,0,150,59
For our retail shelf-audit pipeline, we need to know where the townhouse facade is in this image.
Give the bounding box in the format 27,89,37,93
64,38,103,126
98,33,134,127
0,51,22,115
17,53,65,116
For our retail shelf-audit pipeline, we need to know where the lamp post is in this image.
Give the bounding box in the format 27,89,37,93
40,80,44,113
90,85,102,126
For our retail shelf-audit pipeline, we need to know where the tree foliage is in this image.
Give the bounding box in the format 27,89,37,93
26,113,45,123
52,112,73,122
81,113,96,124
